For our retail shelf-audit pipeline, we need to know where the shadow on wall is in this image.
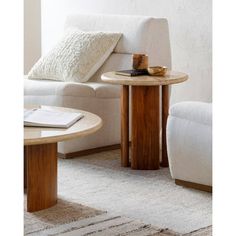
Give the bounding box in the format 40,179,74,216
24,0,41,74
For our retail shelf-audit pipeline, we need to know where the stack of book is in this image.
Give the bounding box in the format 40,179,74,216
115,69,149,77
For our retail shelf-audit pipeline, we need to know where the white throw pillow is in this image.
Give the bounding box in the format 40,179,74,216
28,29,122,82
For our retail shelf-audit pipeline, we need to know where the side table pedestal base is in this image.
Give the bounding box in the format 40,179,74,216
131,86,160,170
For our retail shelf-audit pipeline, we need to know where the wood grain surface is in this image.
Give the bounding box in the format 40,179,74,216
121,85,130,167
26,143,57,212
131,86,160,170
175,179,212,193
161,85,169,167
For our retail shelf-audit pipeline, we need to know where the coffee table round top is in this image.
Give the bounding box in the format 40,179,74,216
101,71,188,86
24,106,102,146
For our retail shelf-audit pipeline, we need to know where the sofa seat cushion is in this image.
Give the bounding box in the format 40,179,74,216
24,78,120,99
169,101,212,126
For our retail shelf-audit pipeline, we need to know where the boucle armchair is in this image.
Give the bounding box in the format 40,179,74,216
24,14,171,157
167,102,212,192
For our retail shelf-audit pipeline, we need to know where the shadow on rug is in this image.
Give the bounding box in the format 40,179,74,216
24,197,105,235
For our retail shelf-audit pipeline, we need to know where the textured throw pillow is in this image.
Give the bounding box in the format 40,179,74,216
28,29,122,82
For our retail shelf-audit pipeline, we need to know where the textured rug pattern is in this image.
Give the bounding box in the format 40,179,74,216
57,149,212,234
26,213,181,236
24,198,104,235
26,213,212,236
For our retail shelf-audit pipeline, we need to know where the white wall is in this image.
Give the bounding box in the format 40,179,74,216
24,0,41,74
39,0,212,104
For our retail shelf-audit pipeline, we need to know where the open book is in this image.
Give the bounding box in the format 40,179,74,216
24,108,84,128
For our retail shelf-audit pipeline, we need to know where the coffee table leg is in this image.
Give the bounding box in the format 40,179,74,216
121,85,130,167
161,85,169,167
26,143,57,212
131,86,160,170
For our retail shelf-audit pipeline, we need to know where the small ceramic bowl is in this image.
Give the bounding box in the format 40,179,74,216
147,66,168,76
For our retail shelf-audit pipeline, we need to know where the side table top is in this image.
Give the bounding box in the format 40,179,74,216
24,105,102,146
101,71,188,86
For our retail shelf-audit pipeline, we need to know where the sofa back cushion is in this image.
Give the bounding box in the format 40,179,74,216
65,14,171,81
89,53,132,82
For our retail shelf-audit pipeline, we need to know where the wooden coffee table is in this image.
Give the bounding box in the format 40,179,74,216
24,106,102,212
101,71,188,170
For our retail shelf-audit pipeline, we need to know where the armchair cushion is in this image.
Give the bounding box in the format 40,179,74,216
167,102,212,186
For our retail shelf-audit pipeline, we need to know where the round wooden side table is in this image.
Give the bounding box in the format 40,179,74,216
101,71,188,170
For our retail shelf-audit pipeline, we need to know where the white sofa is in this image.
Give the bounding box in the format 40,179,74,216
24,14,171,157
167,102,212,191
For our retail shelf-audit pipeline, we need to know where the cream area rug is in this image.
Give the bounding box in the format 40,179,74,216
57,149,212,234
25,149,212,235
